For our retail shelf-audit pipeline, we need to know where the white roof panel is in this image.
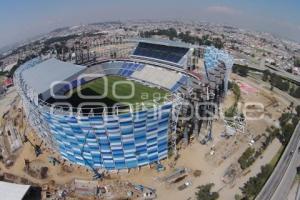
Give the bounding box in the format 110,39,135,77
22,58,86,94
0,181,30,200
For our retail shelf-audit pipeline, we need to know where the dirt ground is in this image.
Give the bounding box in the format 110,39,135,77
115,75,289,200
0,73,291,200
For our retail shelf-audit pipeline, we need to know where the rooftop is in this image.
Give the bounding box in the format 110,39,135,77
127,38,195,49
22,58,86,95
0,181,30,200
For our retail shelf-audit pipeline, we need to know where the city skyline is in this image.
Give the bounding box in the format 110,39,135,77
0,0,300,49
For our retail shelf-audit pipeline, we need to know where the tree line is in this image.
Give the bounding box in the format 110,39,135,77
140,28,224,49
262,69,300,98
239,104,300,199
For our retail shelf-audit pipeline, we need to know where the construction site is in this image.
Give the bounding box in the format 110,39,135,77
0,37,295,200
0,68,291,200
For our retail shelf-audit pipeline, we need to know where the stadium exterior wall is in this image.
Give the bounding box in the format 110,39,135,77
14,58,172,170
41,104,171,170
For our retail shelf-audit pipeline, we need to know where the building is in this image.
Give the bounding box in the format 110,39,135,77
14,39,233,171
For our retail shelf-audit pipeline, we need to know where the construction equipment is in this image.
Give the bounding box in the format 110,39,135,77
23,135,43,157
48,156,61,166
155,163,166,172
178,181,192,191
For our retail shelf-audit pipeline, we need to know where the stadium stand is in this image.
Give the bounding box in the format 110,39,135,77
118,62,144,77
14,40,234,171
170,75,188,92
81,61,184,91
133,42,189,64
131,64,182,89
82,61,192,92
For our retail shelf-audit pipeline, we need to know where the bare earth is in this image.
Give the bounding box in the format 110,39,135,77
0,73,290,199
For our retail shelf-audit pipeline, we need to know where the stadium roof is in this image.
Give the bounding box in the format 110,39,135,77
22,58,86,95
127,38,195,49
0,181,30,200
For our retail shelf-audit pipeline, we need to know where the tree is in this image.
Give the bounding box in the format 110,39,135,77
270,73,290,92
280,123,295,145
241,164,273,199
234,194,243,200
262,69,270,82
238,67,249,77
225,82,240,118
238,147,256,170
232,65,239,73
296,105,300,117
232,64,249,77
279,112,292,127
294,58,300,67
290,87,300,98
292,116,300,127
195,183,219,200
289,85,296,96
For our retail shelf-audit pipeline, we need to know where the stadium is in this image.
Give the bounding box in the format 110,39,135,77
14,39,233,171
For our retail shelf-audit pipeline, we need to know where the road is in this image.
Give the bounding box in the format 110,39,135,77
256,123,300,200
234,55,300,84
246,64,300,83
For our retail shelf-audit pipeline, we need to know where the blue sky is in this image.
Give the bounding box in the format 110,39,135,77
0,0,300,48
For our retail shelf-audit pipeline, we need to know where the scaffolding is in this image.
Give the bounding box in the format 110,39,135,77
169,93,185,157
224,115,246,135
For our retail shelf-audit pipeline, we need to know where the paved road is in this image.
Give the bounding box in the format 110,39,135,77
294,182,300,200
256,123,300,200
234,55,300,83
245,64,300,83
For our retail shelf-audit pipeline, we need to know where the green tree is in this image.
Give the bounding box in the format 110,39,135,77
238,67,249,77
270,73,290,92
292,116,300,127
234,194,243,200
232,64,249,77
225,82,240,118
296,105,300,117
232,82,241,102
241,164,273,199
290,87,300,98
238,147,256,170
280,123,296,145
279,112,292,127
195,183,219,200
294,58,300,67
262,69,270,81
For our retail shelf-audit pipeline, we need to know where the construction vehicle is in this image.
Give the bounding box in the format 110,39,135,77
177,181,192,191
23,135,43,157
155,163,165,172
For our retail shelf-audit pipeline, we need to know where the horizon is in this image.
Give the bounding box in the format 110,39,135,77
0,0,300,49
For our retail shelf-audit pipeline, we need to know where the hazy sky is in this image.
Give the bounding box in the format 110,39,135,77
0,0,300,48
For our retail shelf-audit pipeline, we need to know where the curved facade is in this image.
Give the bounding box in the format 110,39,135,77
41,104,171,170
14,45,233,171
14,58,174,170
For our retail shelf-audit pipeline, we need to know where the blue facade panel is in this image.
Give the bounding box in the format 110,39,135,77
42,104,171,170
